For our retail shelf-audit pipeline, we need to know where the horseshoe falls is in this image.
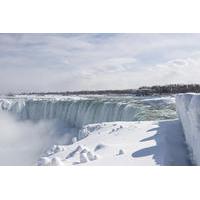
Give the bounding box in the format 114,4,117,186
0,95,176,129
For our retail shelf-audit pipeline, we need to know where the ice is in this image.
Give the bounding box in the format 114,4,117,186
0,95,176,129
37,157,51,166
79,148,97,163
51,157,64,166
80,152,89,163
71,137,77,144
117,149,125,156
65,145,84,159
94,144,107,151
48,145,65,155
176,93,200,164
37,156,64,166
87,151,97,161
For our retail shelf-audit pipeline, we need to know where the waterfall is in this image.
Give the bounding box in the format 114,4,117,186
0,97,140,128
0,95,176,128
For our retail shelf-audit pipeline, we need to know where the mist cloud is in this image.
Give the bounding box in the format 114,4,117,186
0,111,73,165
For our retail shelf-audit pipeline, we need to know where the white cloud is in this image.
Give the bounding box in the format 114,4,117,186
0,33,200,93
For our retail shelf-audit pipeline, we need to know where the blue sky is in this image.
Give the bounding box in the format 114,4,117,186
1,33,200,93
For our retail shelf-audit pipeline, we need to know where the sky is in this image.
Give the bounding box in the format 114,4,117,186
1,33,200,93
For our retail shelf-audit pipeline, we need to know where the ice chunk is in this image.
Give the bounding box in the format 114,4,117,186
65,145,83,159
37,157,51,166
72,137,77,144
94,144,106,151
87,151,97,161
117,149,125,156
80,152,88,163
51,157,64,166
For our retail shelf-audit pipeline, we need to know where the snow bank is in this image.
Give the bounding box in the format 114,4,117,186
37,120,190,166
176,93,200,164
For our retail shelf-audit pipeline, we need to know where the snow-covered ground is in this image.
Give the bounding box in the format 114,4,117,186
38,120,190,166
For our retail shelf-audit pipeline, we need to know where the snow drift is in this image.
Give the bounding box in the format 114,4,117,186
176,93,200,164
38,120,190,166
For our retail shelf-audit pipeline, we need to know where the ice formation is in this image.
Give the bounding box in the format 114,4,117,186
176,93,200,164
0,95,176,129
37,156,64,166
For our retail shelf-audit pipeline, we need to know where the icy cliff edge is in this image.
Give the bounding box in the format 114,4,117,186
176,93,200,164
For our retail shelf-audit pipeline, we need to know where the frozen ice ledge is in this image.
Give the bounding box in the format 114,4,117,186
176,93,200,165
0,96,176,129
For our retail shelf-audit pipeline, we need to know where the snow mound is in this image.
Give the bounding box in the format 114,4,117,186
65,145,84,159
65,145,98,165
117,149,125,156
37,156,64,166
46,145,65,156
72,137,77,144
51,157,64,166
37,157,51,166
37,157,64,166
40,121,190,166
87,151,98,161
94,144,107,151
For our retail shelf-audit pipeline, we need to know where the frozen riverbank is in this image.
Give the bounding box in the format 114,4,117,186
38,120,190,166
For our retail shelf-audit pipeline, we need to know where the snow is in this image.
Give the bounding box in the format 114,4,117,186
71,137,77,144
46,145,65,156
38,120,190,166
37,156,64,166
176,93,200,164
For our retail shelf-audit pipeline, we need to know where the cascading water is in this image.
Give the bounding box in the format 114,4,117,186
0,95,177,128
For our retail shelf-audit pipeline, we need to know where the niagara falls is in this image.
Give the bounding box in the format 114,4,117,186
1,33,200,166
3,3,200,200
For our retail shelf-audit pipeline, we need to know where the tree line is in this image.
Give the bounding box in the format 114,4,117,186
8,84,200,96
138,84,200,95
